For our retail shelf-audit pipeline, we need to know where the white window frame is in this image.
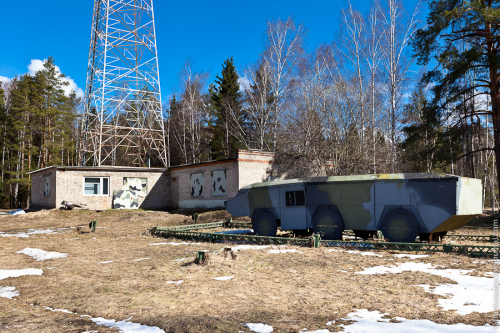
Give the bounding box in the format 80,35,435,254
83,177,110,196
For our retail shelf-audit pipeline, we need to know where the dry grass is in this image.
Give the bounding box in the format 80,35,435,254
0,209,497,332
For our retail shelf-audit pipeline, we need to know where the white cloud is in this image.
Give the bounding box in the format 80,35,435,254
27,59,45,76
0,76,11,91
238,76,251,92
27,59,84,99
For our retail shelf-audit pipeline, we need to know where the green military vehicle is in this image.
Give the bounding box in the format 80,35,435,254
224,173,482,243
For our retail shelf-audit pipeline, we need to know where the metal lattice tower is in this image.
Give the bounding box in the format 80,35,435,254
79,0,167,167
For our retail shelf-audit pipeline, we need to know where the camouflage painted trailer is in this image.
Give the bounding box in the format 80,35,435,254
224,173,482,242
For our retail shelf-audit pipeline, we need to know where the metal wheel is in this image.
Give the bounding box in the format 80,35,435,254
252,211,278,237
312,208,343,240
380,209,418,243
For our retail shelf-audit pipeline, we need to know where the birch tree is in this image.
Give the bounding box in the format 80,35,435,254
179,61,209,164
365,1,384,173
241,64,274,151
380,0,420,171
261,16,306,150
338,2,369,172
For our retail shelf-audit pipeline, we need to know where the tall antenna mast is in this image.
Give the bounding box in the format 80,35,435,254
79,0,167,167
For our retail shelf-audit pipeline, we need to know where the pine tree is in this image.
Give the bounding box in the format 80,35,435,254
33,57,72,167
401,86,441,172
0,83,7,204
413,0,500,188
210,57,245,160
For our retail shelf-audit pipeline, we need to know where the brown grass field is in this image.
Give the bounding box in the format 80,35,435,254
0,209,497,332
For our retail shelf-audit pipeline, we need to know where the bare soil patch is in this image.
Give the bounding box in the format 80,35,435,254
0,209,497,332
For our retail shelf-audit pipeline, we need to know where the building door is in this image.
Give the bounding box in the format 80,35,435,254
280,186,307,230
171,177,179,209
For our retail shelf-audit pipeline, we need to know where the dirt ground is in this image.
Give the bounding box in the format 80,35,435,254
0,209,498,332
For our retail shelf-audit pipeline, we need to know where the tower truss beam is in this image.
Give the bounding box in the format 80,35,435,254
80,0,167,167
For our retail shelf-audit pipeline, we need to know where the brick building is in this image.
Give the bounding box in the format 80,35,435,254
28,150,275,210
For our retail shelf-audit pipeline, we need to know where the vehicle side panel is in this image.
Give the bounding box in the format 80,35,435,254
374,180,456,232
314,182,375,231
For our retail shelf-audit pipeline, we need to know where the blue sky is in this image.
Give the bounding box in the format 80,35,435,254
0,0,424,102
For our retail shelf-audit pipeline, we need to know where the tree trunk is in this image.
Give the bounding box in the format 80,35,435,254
493,102,500,205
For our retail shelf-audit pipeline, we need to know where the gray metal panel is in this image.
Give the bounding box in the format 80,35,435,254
375,181,456,231
314,182,376,231
224,189,250,217
280,186,307,230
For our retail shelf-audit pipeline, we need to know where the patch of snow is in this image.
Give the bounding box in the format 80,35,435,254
346,250,383,257
336,270,348,273
132,258,151,262
394,254,429,259
340,309,499,332
35,303,165,332
268,249,302,254
16,248,67,261
213,276,234,281
0,228,59,238
45,267,55,269
357,262,497,315
0,286,19,299
326,320,335,325
302,330,331,333
231,245,271,252
173,257,193,262
43,306,73,314
166,280,183,284
0,268,43,280
98,261,117,264
8,209,25,215
214,229,253,234
91,316,165,333
244,323,273,333
149,242,203,246
327,249,345,253
343,236,357,240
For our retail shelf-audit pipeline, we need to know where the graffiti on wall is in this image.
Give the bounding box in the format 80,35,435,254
123,177,147,196
113,190,139,209
44,177,50,197
112,177,147,209
212,170,227,196
190,173,204,197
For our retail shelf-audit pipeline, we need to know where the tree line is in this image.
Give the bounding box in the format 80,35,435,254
0,57,79,208
0,0,498,210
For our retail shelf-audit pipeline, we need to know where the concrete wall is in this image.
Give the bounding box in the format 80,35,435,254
170,160,239,209
56,169,169,210
30,168,169,210
29,150,276,211
237,150,274,188
30,168,57,209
